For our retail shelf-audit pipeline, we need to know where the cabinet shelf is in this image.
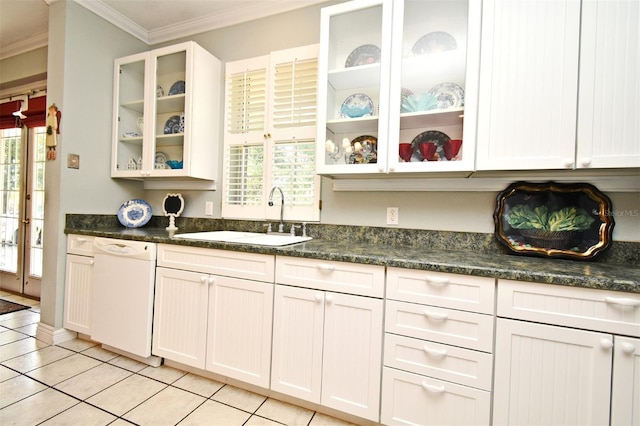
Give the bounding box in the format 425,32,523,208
155,133,184,146
119,136,143,144
121,99,144,113
400,107,464,129
328,64,381,91
326,116,380,134
156,94,186,114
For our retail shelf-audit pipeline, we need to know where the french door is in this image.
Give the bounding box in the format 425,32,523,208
0,126,45,298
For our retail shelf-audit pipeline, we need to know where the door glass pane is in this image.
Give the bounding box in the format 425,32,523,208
29,127,46,277
0,128,21,273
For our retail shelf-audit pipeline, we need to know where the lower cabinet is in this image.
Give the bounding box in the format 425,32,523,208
63,235,95,334
495,279,640,426
152,245,275,388
272,256,385,422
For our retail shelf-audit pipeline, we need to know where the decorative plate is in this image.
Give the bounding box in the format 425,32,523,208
412,31,457,55
345,44,381,67
494,181,614,260
401,92,438,113
428,82,465,109
168,80,185,96
348,135,377,164
117,199,152,228
340,93,374,118
164,116,182,134
410,130,451,161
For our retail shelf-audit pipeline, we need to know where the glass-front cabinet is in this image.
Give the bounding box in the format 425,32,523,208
112,41,221,182
316,0,481,176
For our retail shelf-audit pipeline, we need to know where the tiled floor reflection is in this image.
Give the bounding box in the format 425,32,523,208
0,291,357,425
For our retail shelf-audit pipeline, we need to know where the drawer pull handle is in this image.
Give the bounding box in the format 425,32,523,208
423,345,447,358
421,382,445,393
315,293,323,303
621,342,636,354
90,260,94,265
200,275,208,284
317,264,335,271
208,276,215,285
425,276,449,286
423,310,448,321
604,296,640,307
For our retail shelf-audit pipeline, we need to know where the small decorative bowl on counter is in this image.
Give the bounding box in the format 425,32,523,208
166,160,183,169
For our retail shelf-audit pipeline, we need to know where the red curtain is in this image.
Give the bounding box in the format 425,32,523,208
0,96,47,129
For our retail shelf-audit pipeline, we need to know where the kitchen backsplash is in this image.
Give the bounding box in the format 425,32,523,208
65,214,639,266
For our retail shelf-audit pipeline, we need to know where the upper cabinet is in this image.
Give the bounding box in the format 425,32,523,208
316,0,481,177
112,41,221,182
476,0,640,171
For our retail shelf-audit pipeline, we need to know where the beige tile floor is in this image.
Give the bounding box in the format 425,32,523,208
0,292,356,426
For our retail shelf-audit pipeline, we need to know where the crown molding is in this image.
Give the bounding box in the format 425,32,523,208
0,33,48,60
148,1,327,45
74,0,149,44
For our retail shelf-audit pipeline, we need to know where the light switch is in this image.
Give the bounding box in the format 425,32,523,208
68,154,80,169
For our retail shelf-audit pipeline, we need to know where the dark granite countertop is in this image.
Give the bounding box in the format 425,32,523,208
65,217,640,294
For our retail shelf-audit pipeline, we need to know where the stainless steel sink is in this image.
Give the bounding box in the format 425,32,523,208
173,230,312,246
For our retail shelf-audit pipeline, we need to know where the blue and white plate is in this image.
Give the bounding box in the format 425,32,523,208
340,93,374,118
117,199,152,228
164,116,182,134
345,44,381,67
168,80,185,96
427,82,465,109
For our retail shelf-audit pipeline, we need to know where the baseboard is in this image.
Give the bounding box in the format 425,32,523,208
35,322,77,345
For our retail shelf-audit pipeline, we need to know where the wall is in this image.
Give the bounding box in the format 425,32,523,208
0,46,47,84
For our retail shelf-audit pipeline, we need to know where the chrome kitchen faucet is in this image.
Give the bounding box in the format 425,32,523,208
268,186,285,233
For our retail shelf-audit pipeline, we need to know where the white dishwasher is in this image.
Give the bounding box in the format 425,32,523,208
91,237,158,363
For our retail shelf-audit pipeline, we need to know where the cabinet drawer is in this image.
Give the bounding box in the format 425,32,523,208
275,256,384,298
158,244,274,282
66,234,95,256
384,333,492,391
385,300,494,352
381,367,490,426
387,267,495,314
498,279,640,337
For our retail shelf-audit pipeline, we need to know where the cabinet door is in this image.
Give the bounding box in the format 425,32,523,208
206,275,274,388
476,0,581,170
381,367,490,426
611,336,640,426
386,0,480,174
316,0,393,175
493,318,612,426
321,292,383,421
577,0,640,169
112,52,149,178
63,254,93,334
152,267,209,369
271,285,324,402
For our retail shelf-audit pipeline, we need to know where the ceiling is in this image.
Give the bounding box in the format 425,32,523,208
0,0,327,59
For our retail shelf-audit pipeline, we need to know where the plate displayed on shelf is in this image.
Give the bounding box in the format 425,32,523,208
494,181,614,260
348,135,377,164
117,199,152,228
410,130,451,161
412,31,457,55
168,80,185,95
400,88,414,106
345,44,381,67
401,92,438,113
428,82,465,109
340,93,374,118
164,116,182,134
155,151,168,164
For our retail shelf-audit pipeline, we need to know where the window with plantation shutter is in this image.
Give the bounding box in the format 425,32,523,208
222,45,320,223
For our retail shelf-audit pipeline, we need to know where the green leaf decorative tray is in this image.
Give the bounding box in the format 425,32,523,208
494,182,614,261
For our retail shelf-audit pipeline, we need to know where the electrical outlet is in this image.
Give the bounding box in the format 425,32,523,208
387,207,399,225
205,201,214,216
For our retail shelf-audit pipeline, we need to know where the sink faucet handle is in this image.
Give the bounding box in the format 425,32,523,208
263,223,272,233
302,222,307,237
290,224,301,236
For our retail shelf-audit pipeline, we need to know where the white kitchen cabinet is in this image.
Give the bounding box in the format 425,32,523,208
112,41,221,182
495,279,640,425
152,244,275,387
611,336,640,426
381,268,495,426
272,256,384,422
316,0,481,177
63,235,95,334
222,44,320,222
477,0,640,171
